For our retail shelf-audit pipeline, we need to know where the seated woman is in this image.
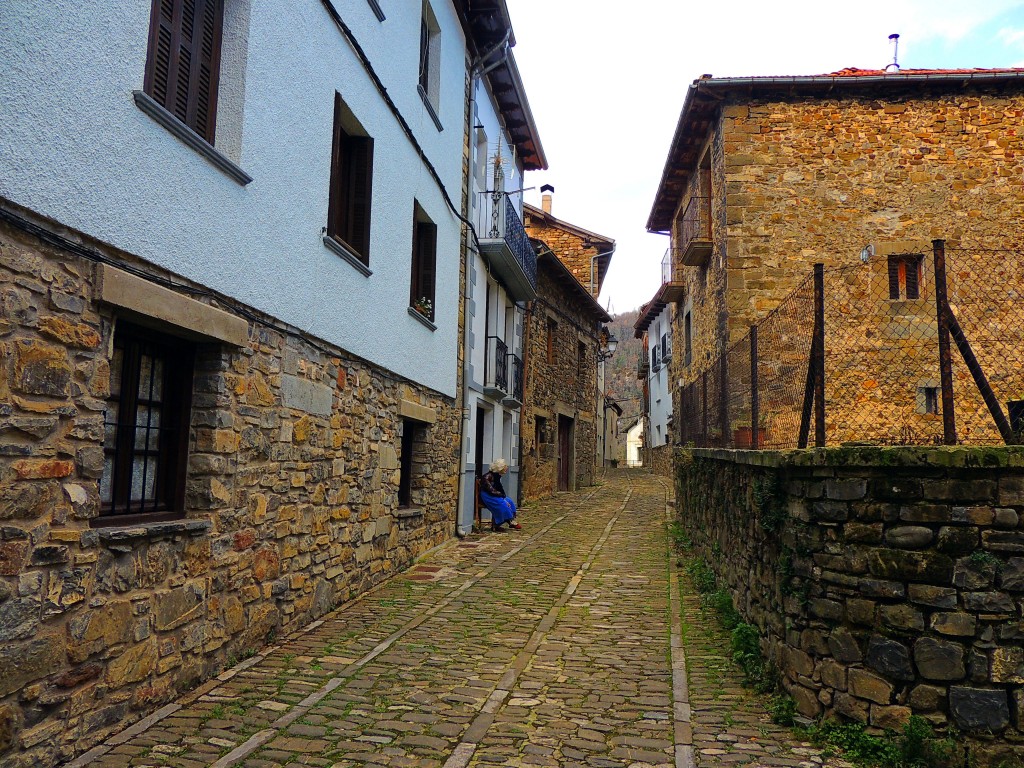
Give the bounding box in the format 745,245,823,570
479,458,521,532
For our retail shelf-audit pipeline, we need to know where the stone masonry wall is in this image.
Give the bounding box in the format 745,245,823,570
520,260,599,502
676,446,1024,766
679,89,1024,345
649,444,673,478
524,209,606,298
0,215,460,767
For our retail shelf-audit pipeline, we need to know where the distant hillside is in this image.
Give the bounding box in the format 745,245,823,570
604,310,643,425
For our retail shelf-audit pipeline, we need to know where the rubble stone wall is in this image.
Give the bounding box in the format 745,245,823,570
520,261,599,501
676,446,1024,766
649,444,673,477
0,214,459,767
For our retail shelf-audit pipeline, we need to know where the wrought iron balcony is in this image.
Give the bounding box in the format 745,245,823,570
679,195,712,267
478,192,538,302
503,353,524,409
484,335,509,398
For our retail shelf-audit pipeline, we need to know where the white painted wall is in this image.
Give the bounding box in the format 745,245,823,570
0,0,467,397
625,419,645,467
648,310,673,448
457,71,528,533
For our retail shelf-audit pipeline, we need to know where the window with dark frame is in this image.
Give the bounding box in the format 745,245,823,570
398,419,417,508
546,318,557,364
418,1,440,109
144,0,225,145
888,254,923,300
101,323,195,522
410,203,437,322
534,415,547,457
328,93,374,264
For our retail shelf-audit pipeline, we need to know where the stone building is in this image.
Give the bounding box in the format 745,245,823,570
518,240,612,500
647,68,1024,447
0,2,532,764
520,199,614,499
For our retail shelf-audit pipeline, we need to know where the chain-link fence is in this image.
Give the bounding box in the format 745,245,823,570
678,241,1024,449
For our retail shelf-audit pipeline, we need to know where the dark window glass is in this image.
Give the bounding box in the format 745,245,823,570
144,0,225,144
101,323,194,521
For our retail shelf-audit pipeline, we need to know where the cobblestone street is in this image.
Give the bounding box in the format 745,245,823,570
70,470,842,768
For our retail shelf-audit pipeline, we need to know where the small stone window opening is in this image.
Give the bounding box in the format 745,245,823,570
683,311,692,367
918,386,940,415
398,419,423,508
888,254,923,300
534,415,548,457
577,341,586,378
100,322,195,523
546,318,557,364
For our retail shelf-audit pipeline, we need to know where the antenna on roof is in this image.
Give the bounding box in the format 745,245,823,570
885,33,900,71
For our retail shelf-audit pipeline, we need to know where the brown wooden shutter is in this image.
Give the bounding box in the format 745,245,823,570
905,257,920,299
410,217,422,306
420,222,436,317
887,256,901,299
144,0,223,144
348,137,374,260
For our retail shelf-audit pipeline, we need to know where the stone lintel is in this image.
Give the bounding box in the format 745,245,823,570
96,264,248,347
874,239,933,257
399,399,436,424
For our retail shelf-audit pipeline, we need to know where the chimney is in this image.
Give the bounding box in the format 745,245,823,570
540,183,554,214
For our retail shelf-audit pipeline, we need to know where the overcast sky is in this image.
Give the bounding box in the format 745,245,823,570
506,0,1024,315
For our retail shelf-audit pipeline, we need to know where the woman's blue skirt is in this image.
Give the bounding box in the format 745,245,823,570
479,492,516,525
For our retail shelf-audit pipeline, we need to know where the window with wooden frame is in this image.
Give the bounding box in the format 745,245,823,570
888,254,923,300
418,1,441,115
100,323,195,523
683,311,692,367
328,93,374,265
546,318,557,364
144,0,225,145
398,419,422,508
410,203,437,322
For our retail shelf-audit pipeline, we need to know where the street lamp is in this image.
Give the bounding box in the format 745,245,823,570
598,333,618,361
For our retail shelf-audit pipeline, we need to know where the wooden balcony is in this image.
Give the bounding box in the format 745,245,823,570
679,196,712,267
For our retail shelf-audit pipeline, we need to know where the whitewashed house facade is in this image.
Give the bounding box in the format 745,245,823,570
456,7,546,533
0,1,495,763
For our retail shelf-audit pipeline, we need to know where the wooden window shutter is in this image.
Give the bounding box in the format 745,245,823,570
348,136,374,260
905,257,921,299
887,256,901,299
410,218,422,307
420,223,436,312
144,0,224,144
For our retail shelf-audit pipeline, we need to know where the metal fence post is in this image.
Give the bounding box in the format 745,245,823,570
813,263,826,447
720,353,730,446
750,325,759,449
932,239,958,445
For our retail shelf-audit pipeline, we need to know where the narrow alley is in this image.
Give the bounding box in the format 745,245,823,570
70,471,842,768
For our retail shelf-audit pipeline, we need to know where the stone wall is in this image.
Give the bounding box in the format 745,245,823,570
675,446,1024,766
520,259,600,501
0,213,460,767
649,444,673,477
524,207,606,298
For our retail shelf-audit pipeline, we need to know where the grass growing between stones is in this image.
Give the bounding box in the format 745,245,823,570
800,716,957,768
673,523,959,768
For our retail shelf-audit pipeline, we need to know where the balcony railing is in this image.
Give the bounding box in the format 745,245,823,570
484,335,508,398
637,351,649,380
504,353,524,408
478,193,538,302
679,195,712,266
